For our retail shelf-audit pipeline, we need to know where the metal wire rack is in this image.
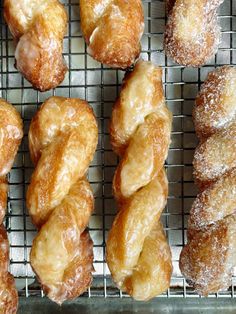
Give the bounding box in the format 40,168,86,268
0,0,236,303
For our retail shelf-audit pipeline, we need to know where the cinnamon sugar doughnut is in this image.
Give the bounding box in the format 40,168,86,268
180,66,236,296
164,0,224,67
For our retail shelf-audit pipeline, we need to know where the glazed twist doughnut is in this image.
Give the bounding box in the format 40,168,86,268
0,226,18,314
0,99,23,314
106,61,173,301
27,97,98,304
164,0,224,67
80,0,144,69
4,0,68,91
180,66,236,296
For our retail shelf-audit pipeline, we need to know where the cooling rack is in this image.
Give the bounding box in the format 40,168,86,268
0,0,236,311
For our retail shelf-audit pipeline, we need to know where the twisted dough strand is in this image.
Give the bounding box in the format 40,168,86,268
4,0,68,91
27,97,98,304
164,0,224,67
80,0,144,69
0,99,23,314
106,61,173,300
180,66,236,296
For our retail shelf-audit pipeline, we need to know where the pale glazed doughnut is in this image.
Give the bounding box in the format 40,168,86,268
0,226,19,314
106,60,173,300
0,99,23,314
27,97,98,304
4,0,68,91
80,0,144,69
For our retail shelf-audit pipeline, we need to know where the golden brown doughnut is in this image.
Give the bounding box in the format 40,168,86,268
164,0,224,67
106,60,173,300
27,97,98,304
180,66,236,296
0,226,19,314
0,99,23,314
80,0,144,69
4,0,68,91
0,99,23,219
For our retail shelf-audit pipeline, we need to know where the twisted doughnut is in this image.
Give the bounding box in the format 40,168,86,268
80,0,144,69
106,61,173,300
0,99,23,313
0,226,18,314
180,66,236,296
4,0,68,91
164,0,224,67
27,97,98,304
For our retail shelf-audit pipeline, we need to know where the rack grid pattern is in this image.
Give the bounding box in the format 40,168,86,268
0,0,236,300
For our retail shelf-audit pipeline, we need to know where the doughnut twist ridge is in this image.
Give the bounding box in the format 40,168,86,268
0,99,23,313
180,66,236,296
164,0,224,67
80,0,144,69
106,61,173,301
4,0,68,91
27,97,98,304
